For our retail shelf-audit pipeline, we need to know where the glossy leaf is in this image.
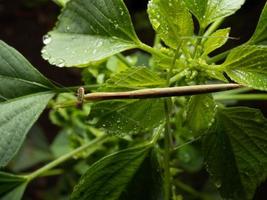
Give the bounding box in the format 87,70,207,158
100,67,166,91
203,107,267,200
0,93,54,167
0,41,54,101
249,2,267,44
203,28,230,55
148,0,194,48
89,99,165,135
223,45,267,91
71,144,153,200
184,95,216,136
183,0,245,29
0,172,27,200
42,0,140,67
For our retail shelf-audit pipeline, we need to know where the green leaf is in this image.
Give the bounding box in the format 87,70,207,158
183,0,245,29
100,67,166,91
42,0,140,67
0,172,27,200
184,95,216,136
203,28,230,55
0,93,54,167
89,99,165,135
203,107,267,200
119,151,163,200
148,0,194,49
1,183,27,200
9,126,52,172
249,2,267,44
0,41,54,101
71,144,154,200
223,45,267,91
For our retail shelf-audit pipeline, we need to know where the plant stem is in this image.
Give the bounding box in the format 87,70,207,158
203,18,225,39
54,84,100,93
208,50,230,64
83,84,242,101
138,43,171,61
215,94,267,101
173,180,205,199
164,100,172,200
25,135,108,182
116,53,133,68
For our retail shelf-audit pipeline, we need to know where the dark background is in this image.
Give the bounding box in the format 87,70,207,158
0,0,266,199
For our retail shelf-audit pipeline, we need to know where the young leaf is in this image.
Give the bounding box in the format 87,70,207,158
0,41,54,101
184,95,216,136
0,93,54,167
203,107,267,200
183,0,245,29
42,0,141,67
203,28,230,55
71,144,154,200
52,0,69,7
100,67,166,91
223,45,267,91
249,2,267,44
148,0,194,49
0,172,27,200
89,99,165,135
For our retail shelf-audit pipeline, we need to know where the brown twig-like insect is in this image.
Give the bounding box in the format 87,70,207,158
76,87,85,109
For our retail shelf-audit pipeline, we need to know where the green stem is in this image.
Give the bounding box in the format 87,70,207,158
215,94,267,101
214,87,252,96
53,84,100,93
138,43,171,60
208,50,230,64
116,53,133,68
203,18,225,40
164,100,172,200
25,135,108,182
173,180,205,199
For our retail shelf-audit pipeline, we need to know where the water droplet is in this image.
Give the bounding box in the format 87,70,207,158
56,58,65,67
43,34,51,45
214,180,222,188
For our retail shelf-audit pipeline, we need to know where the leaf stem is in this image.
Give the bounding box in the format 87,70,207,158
208,50,230,64
138,43,171,60
164,100,172,200
203,18,225,40
25,135,108,182
173,179,205,199
116,53,133,68
215,94,267,101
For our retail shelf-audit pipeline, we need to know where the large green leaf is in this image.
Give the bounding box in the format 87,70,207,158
148,0,194,49
184,95,216,136
203,28,230,55
203,107,267,200
0,93,54,167
71,144,155,200
42,0,140,67
0,172,27,200
183,0,245,29
89,99,165,135
223,45,267,91
0,41,54,101
249,2,267,44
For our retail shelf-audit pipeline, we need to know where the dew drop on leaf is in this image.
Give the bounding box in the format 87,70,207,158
43,34,51,45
